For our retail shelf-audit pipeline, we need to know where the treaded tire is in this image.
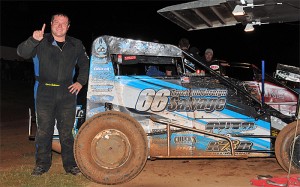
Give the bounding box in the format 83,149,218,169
74,111,148,185
275,120,300,173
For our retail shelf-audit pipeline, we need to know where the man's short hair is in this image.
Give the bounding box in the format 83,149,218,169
51,13,70,25
205,48,213,55
178,38,190,49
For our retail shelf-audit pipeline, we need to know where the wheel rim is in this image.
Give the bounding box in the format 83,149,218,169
290,135,300,168
91,129,131,169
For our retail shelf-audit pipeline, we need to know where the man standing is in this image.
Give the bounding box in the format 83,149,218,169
17,13,89,176
204,48,229,75
178,38,199,73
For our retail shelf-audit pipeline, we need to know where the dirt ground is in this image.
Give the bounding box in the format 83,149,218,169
0,80,290,187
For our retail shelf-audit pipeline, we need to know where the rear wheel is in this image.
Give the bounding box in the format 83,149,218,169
74,111,148,185
275,120,300,173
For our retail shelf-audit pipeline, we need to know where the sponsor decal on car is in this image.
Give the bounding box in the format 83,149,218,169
135,88,227,113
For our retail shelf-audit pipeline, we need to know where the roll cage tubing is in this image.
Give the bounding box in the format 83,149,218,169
181,50,297,123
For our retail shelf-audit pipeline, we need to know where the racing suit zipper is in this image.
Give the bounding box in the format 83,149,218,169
55,42,67,83
55,42,67,51
61,42,66,51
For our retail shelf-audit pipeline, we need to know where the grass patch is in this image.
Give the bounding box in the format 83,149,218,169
0,165,91,187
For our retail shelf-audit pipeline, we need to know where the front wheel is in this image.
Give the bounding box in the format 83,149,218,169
74,111,148,185
275,120,300,173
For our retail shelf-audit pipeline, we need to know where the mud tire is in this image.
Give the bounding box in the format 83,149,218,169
74,111,148,185
275,120,300,173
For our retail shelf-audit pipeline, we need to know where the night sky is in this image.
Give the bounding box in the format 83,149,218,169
1,0,299,73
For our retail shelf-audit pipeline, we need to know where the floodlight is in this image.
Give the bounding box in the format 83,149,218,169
244,23,254,32
232,5,245,16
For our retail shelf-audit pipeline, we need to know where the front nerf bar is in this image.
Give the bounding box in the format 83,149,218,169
150,115,248,159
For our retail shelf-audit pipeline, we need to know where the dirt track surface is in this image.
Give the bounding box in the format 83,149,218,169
0,80,289,187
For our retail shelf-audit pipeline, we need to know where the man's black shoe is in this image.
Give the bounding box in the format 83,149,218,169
31,166,47,176
66,166,81,176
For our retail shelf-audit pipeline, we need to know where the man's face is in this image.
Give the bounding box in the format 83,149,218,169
51,15,69,39
205,52,213,62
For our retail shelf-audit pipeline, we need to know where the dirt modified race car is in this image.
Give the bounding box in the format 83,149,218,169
64,35,299,185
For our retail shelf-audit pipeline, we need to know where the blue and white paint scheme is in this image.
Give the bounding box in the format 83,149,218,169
86,35,277,157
